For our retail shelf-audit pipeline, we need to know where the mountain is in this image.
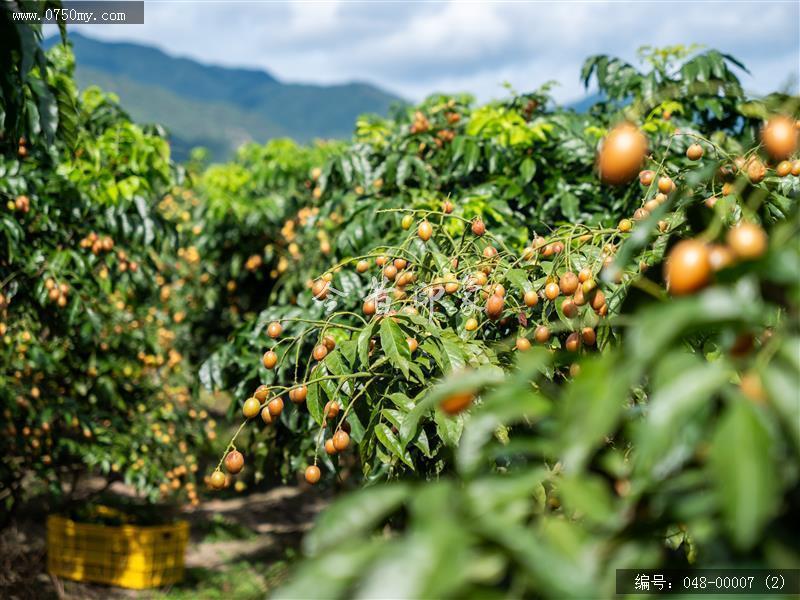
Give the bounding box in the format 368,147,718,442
45,33,404,161
566,92,604,112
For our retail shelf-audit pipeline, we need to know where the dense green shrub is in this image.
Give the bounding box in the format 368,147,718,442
1,19,209,520
199,46,797,488
177,45,799,595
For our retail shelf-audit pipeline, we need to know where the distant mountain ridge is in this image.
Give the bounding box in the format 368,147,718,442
45,32,404,161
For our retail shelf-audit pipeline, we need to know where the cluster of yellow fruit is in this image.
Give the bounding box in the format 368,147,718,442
206,320,351,489
44,278,70,308
599,116,799,194
666,222,767,296
160,463,201,506
7,194,30,213
244,254,263,271
112,250,139,273
596,116,796,299
79,232,115,255
409,111,431,135
177,245,201,265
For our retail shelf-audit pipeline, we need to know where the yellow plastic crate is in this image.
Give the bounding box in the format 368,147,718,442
47,513,189,589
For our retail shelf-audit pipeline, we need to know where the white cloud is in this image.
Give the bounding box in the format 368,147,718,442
62,0,799,103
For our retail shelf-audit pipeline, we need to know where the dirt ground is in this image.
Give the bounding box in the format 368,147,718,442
0,485,329,600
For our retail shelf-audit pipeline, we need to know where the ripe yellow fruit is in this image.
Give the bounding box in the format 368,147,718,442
516,337,531,351
644,199,659,213
618,218,632,233
407,337,418,353
209,471,226,489
465,317,478,331
267,321,283,338
471,271,488,286
242,397,261,419
544,282,560,301
746,158,766,184
686,143,704,160
559,272,579,295
254,385,270,401
333,430,350,451
597,123,648,185
485,283,505,297
311,279,329,300
224,451,244,474
486,294,504,320
776,161,792,177
418,220,433,242
304,465,321,484
708,244,735,272
665,239,711,295
401,214,414,230
565,332,581,352
561,298,578,318
761,115,798,160
289,385,308,404
534,325,550,344
262,351,278,369
356,260,369,273
324,401,340,420
726,223,767,261
440,391,474,415
740,371,766,403
268,397,284,417
312,344,328,361
657,176,673,194
523,290,539,307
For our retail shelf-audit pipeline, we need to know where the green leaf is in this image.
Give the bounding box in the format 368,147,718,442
273,541,382,600
635,353,729,480
504,268,530,292
763,361,800,451
375,423,414,468
466,470,548,523
437,330,467,373
558,474,617,526
304,484,410,556
379,317,411,378
357,321,376,368
355,483,471,600
399,397,432,448
307,382,324,425
520,158,536,183
557,352,630,471
628,287,759,371
710,398,780,550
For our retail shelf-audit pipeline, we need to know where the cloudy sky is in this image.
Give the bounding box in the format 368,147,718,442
67,0,800,104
